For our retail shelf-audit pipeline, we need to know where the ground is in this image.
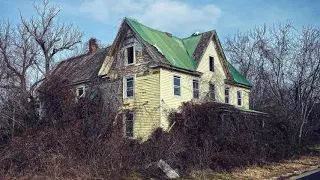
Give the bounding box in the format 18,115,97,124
185,146,320,180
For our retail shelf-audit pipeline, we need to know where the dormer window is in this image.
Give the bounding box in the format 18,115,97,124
126,46,134,65
209,56,214,72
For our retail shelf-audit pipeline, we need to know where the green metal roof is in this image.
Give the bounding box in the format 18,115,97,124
125,18,252,88
227,61,253,87
126,18,197,71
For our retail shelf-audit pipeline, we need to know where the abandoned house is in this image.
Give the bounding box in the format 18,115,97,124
40,17,254,140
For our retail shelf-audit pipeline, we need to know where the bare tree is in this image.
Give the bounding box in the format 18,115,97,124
20,0,83,77
224,22,320,145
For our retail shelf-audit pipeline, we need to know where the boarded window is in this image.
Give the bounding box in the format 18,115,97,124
127,46,134,65
209,56,214,72
237,90,242,106
125,112,134,137
125,76,134,98
225,87,230,104
209,83,215,100
193,79,199,98
173,75,181,96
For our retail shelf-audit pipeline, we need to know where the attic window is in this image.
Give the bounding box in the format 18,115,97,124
209,56,214,72
127,46,134,65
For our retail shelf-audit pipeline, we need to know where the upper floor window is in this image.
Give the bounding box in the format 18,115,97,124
127,46,134,65
225,87,230,104
209,83,215,100
173,75,181,96
209,56,214,72
193,79,199,99
237,90,242,106
124,76,134,98
125,112,134,137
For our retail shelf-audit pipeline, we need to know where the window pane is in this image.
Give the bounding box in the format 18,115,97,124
174,87,181,96
174,76,180,86
225,88,229,96
127,89,134,97
127,47,134,64
237,91,241,98
78,88,84,96
225,97,229,104
238,99,242,106
193,90,199,98
193,80,198,89
127,79,133,88
126,113,134,137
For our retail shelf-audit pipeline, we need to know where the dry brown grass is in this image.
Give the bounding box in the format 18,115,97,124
187,152,320,180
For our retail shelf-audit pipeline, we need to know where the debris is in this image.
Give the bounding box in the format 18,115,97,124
157,159,180,179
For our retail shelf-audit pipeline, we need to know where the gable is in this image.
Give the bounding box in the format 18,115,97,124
100,17,252,88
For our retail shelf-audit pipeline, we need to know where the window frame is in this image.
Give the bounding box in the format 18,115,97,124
225,87,230,104
173,75,181,97
124,111,134,138
192,79,199,99
126,46,135,66
209,82,215,101
124,75,135,98
209,56,214,72
76,86,85,98
237,90,242,106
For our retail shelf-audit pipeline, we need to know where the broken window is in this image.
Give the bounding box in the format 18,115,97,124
173,75,181,96
209,83,215,100
127,46,134,65
193,79,199,98
77,86,85,97
225,87,230,104
209,56,214,72
237,90,242,106
125,76,134,98
125,112,134,137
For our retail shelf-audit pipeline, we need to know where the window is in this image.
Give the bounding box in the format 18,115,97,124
124,76,134,98
127,46,134,65
209,83,215,100
209,56,214,72
237,90,242,106
125,112,134,137
193,79,199,98
77,86,85,97
173,75,181,96
225,87,230,104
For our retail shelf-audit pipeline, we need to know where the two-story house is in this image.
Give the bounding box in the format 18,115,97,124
42,18,253,140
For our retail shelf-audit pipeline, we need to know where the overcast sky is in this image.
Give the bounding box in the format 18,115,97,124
1,0,320,45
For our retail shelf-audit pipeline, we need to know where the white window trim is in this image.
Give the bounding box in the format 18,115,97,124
192,78,199,99
123,111,135,138
209,82,215,101
237,90,243,107
125,46,135,66
76,85,85,98
225,86,230,104
173,74,181,97
123,75,135,99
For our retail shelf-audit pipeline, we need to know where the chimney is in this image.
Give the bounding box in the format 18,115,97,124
165,32,172,38
88,38,98,54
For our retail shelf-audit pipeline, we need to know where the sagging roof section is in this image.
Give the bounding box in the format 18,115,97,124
125,17,252,88
48,47,110,85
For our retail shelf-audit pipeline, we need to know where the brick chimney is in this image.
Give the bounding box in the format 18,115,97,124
88,38,98,54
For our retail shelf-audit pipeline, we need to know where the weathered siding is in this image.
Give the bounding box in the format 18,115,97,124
196,40,251,108
159,68,197,130
123,73,160,140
